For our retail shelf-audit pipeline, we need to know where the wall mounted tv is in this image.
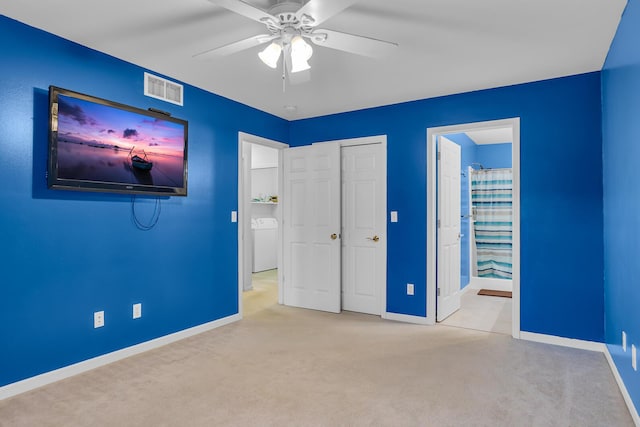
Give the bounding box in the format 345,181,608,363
48,86,188,196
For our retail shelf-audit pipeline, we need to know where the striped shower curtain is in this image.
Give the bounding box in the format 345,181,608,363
471,168,513,279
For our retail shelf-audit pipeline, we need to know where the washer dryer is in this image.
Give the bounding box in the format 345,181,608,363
252,217,278,272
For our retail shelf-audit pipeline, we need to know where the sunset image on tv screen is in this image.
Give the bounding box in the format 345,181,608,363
55,94,186,188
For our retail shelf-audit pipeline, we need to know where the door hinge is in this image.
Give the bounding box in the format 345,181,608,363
437,288,441,296
437,151,441,161
437,219,441,228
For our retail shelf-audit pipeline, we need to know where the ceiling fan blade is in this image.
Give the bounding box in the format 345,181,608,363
193,34,276,59
208,0,278,24
296,0,359,27
309,29,398,58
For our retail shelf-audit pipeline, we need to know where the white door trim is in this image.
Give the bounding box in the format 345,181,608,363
426,119,521,337
316,136,384,148
237,132,288,318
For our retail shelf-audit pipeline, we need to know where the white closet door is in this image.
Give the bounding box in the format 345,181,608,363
283,143,341,313
341,143,386,315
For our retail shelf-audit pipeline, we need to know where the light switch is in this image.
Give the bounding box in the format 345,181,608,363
390,211,398,223
133,303,142,319
94,311,104,328
231,211,238,222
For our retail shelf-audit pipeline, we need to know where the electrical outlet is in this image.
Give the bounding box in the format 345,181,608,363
633,345,637,371
390,211,398,223
94,311,104,328
133,303,142,319
407,283,414,296
231,211,238,223
623,331,627,352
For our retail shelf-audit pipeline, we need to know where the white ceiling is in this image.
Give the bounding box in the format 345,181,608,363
466,128,513,145
0,0,627,120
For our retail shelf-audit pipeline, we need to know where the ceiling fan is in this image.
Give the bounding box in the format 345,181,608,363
194,0,398,81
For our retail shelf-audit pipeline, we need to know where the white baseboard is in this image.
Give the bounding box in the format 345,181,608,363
383,311,434,325
520,331,605,352
469,277,512,292
604,347,640,426
0,313,241,401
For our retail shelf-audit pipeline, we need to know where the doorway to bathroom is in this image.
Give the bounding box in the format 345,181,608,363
426,118,520,337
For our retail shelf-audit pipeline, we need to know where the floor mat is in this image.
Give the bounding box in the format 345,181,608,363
477,289,512,298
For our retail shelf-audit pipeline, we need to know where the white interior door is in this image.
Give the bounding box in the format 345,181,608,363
283,143,341,313
341,144,386,315
437,137,461,322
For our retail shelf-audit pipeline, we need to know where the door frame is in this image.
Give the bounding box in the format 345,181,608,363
426,118,521,338
237,132,288,318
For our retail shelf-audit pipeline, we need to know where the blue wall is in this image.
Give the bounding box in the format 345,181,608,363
476,143,512,169
602,0,640,411
290,73,604,341
0,16,288,387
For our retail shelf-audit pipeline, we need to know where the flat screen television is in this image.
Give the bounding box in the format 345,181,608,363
48,86,188,196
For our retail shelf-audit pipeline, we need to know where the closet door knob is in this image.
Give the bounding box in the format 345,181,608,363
330,233,338,240
367,235,380,242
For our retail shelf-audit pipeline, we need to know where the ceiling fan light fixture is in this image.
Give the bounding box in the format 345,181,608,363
258,42,282,68
290,60,310,73
290,35,313,73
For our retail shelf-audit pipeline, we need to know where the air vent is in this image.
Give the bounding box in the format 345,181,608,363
144,72,183,106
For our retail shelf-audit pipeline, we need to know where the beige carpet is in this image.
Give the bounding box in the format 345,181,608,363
0,278,633,426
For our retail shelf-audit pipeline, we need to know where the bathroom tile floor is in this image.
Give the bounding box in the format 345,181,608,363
440,287,512,335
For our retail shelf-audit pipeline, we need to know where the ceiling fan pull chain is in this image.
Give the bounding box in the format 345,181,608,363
282,53,287,92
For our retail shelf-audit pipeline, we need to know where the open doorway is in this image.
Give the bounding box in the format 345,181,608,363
426,119,520,338
237,133,287,317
